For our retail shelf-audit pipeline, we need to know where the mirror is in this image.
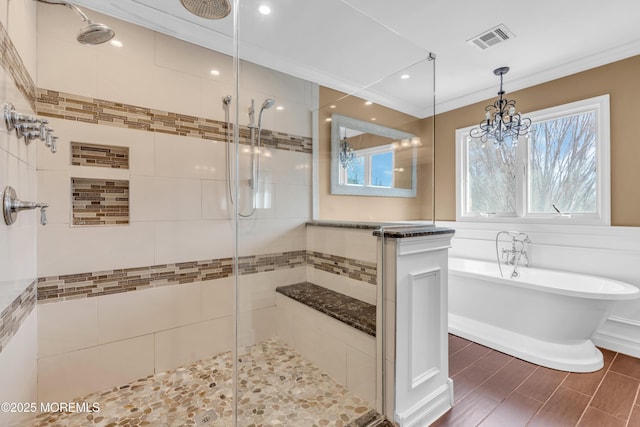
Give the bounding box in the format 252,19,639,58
331,114,418,197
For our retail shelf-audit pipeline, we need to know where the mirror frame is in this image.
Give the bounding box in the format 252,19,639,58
331,114,418,198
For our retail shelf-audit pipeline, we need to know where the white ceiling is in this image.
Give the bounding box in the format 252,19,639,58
69,0,640,118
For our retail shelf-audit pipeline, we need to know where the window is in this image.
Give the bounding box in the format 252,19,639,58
341,144,395,188
456,94,610,224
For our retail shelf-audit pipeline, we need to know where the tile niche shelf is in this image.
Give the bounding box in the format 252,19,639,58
71,142,129,169
70,142,130,226
71,178,129,226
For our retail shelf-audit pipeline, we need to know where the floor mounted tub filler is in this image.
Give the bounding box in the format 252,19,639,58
448,257,639,372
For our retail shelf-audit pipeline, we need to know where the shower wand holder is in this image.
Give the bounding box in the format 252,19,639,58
2,186,48,226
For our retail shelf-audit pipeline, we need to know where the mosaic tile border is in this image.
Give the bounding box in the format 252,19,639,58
35,89,312,154
0,281,36,356
0,21,36,110
37,249,375,303
71,142,129,169
238,250,306,274
72,177,130,226
37,251,308,303
307,251,377,285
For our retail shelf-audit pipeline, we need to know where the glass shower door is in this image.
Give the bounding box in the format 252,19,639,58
232,0,436,425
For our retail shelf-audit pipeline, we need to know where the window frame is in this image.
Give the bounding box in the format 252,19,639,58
456,94,610,225
340,143,396,188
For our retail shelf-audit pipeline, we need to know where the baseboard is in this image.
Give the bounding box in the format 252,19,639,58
394,380,453,427
592,316,640,358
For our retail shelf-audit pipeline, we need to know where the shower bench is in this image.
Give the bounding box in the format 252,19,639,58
275,281,377,407
275,282,375,337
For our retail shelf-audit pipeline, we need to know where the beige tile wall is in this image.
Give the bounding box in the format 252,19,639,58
0,282,35,354
37,267,306,402
32,3,319,405
306,225,378,304
0,3,39,424
0,12,35,109
0,310,37,427
276,294,376,407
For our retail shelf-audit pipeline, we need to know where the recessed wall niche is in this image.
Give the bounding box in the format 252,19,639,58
71,142,129,169
71,178,129,226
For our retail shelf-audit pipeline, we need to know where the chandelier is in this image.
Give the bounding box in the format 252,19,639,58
470,66,531,145
339,128,356,169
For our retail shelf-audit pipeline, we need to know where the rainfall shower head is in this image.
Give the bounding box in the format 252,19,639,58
36,0,115,45
181,0,232,19
77,21,115,45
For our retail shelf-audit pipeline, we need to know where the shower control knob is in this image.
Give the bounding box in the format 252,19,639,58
2,186,49,226
3,102,58,154
23,130,41,143
15,122,39,139
39,123,51,140
39,205,48,226
3,102,38,132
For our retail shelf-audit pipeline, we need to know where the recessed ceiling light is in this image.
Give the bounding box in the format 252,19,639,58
325,118,332,122
371,117,377,121
258,4,271,15
330,105,336,109
210,69,220,76
276,105,284,111
365,101,373,106
110,39,123,48
400,74,410,80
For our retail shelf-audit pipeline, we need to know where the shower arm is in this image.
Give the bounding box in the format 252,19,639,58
35,0,90,22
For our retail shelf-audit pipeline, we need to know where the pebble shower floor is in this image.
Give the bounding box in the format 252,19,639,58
34,338,375,427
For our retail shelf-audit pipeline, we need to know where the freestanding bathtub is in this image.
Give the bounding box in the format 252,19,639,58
448,257,640,372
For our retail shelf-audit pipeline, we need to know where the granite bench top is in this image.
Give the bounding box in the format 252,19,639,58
373,226,455,238
306,219,435,230
276,282,376,337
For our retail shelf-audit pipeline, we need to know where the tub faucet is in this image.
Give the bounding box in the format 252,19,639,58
496,231,531,278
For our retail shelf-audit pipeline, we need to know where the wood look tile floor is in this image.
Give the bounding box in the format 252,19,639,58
433,335,640,427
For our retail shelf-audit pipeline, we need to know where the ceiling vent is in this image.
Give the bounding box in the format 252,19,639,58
467,24,515,50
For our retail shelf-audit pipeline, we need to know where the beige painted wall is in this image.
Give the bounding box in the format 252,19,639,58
434,55,640,226
318,87,434,221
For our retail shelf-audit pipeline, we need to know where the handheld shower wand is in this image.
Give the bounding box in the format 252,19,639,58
222,96,233,208
258,99,275,128
240,98,275,217
221,97,275,217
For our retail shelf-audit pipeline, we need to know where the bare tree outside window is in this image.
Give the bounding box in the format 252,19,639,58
528,112,597,213
467,138,517,214
458,95,608,224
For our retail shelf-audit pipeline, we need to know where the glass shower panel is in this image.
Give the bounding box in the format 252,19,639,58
234,0,435,425
0,0,439,425
20,2,240,426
